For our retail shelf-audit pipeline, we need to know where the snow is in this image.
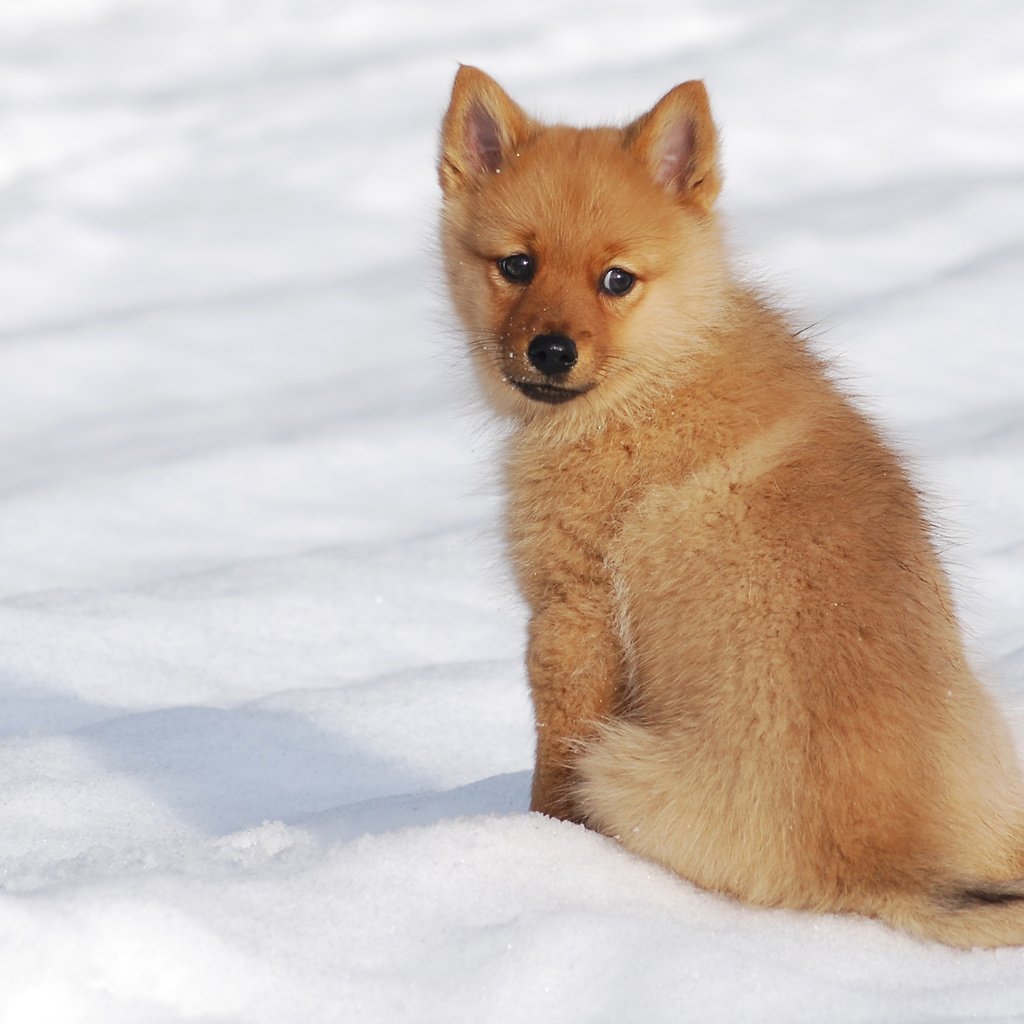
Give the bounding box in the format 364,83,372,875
1,0,1023,1019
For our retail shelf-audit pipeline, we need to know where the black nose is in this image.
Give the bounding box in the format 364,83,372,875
527,334,577,376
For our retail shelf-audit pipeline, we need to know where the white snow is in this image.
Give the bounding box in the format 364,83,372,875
1,0,1023,1020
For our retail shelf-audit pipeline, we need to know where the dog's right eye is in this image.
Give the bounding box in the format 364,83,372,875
497,253,534,283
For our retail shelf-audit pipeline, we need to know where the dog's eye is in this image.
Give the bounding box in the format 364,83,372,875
600,267,635,296
497,253,534,283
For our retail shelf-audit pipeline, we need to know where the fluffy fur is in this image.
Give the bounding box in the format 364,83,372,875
438,65,1024,947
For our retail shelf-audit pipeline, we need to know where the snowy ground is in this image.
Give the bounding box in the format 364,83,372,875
1,1,1023,1020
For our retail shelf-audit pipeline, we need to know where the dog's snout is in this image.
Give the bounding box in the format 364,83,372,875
527,334,577,376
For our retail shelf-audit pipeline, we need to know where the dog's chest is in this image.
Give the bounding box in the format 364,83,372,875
503,423,667,603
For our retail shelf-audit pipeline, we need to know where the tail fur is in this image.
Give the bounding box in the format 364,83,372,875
574,719,1024,948
882,883,1024,949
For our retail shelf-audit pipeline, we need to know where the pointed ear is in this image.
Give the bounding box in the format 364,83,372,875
439,66,533,195
625,80,721,212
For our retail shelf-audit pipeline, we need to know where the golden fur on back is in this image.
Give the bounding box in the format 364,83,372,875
438,65,1024,947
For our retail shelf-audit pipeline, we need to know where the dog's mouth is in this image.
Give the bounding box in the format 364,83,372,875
510,380,591,405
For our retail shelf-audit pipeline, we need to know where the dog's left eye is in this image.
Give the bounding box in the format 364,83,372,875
600,267,635,296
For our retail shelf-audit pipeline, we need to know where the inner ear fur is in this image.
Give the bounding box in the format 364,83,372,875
439,65,534,195
624,80,722,212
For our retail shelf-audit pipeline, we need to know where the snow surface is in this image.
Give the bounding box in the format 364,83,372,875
1,0,1023,1020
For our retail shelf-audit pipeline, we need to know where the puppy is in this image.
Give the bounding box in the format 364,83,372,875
438,65,1024,947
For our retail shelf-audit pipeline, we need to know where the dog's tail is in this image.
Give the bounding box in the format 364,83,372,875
574,719,1024,948
877,881,1024,949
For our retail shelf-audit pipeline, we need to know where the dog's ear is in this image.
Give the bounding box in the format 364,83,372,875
439,66,533,195
625,81,721,212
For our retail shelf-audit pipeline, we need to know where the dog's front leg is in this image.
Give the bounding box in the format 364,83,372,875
525,592,623,823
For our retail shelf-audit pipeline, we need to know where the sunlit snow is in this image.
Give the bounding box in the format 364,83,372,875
1,1,1023,1020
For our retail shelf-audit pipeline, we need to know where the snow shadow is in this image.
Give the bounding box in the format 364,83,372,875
0,678,124,739
294,770,533,844
77,704,428,835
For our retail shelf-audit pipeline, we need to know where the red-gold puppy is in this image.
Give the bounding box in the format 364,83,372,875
439,65,1024,947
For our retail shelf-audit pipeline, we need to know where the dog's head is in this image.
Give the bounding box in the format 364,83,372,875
438,66,730,426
